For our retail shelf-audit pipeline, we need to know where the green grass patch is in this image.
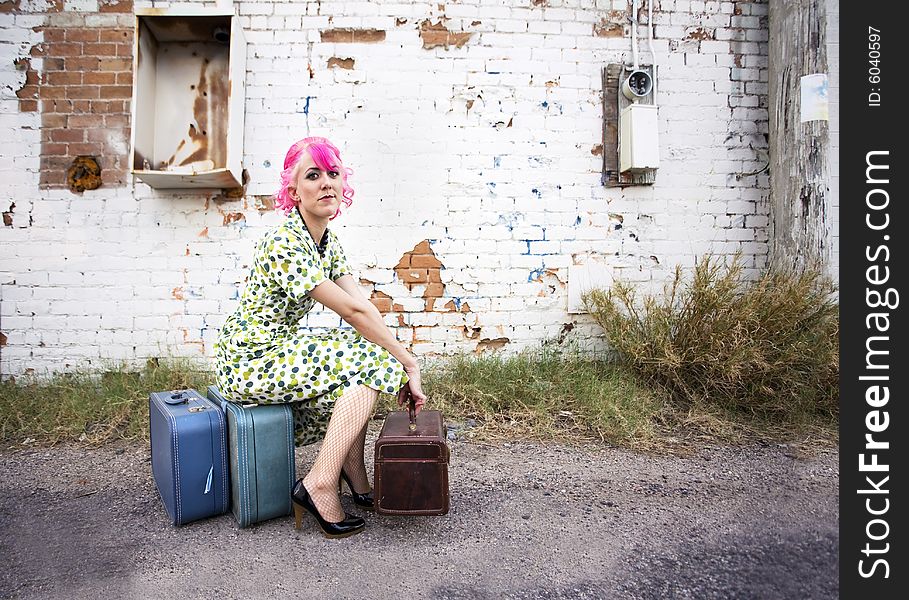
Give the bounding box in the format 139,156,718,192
0,358,212,447
1,331,837,453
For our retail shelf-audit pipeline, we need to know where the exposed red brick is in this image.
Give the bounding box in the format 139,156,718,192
99,85,132,99
370,290,393,313
47,71,81,85
327,57,355,69
223,212,245,225
50,129,84,143
65,86,100,100
424,282,444,297
1,1,21,14
411,253,442,268
83,42,117,55
99,0,133,12
401,269,429,284
321,28,386,43
419,19,473,49
591,144,603,156
100,29,131,43
83,72,116,85
99,58,130,71
66,29,100,43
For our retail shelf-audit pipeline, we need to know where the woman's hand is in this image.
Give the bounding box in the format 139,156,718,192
401,363,427,414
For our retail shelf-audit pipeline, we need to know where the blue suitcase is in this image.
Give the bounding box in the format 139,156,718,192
206,386,295,528
149,389,229,526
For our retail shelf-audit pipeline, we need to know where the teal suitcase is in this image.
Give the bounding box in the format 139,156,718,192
206,386,295,528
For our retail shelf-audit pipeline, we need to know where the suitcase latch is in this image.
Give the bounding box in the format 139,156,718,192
188,406,207,412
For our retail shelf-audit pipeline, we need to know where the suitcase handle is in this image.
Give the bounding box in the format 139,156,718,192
396,384,417,431
164,391,189,405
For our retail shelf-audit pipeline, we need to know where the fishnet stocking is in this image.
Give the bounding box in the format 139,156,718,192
341,424,370,493
303,384,378,522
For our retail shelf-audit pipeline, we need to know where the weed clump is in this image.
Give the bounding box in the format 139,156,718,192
583,255,839,422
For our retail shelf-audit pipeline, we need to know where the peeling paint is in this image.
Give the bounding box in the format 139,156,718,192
327,57,355,70
475,337,509,353
222,212,245,225
685,27,714,41
591,144,603,156
594,12,627,38
321,28,386,43
198,227,209,238
370,289,393,313
557,322,574,343
172,287,184,300
462,325,482,340
419,19,473,49
252,195,274,214
2,202,13,227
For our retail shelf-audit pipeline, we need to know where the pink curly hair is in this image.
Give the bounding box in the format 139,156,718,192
273,136,354,219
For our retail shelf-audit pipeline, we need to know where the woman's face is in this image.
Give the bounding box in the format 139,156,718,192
290,150,343,220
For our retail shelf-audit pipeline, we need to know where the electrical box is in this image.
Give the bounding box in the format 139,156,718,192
130,9,247,189
619,103,659,173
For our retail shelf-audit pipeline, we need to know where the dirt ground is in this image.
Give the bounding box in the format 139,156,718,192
0,423,838,599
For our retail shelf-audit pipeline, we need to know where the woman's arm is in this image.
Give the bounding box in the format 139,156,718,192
308,277,426,405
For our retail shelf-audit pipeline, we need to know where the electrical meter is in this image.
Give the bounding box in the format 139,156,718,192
621,70,653,100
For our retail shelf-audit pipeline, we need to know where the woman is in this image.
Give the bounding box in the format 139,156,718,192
214,136,427,538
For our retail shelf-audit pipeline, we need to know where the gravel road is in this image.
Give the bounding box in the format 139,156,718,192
0,423,838,599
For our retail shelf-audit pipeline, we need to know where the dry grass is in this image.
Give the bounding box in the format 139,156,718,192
582,253,839,448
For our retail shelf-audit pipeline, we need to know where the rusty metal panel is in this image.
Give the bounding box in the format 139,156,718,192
130,9,246,190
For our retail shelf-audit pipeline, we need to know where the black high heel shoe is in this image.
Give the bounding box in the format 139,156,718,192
291,479,365,539
339,470,375,510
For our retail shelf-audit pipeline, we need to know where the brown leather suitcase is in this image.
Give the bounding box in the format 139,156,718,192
373,386,450,516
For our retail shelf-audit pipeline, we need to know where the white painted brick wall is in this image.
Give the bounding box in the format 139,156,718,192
0,0,837,377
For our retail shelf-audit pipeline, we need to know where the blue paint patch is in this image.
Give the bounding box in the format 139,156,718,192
531,188,541,199
302,96,312,115
452,297,462,310
575,215,582,226
493,156,501,168
263,160,271,168
522,241,532,255
528,268,545,282
541,101,549,108
487,182,497,194
542,227,547,240
487,71,500,75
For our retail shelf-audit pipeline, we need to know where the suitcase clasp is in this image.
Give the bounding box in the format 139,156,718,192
188,406,207,413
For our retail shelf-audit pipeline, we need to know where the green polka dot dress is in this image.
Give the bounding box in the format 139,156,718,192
214,213,408,446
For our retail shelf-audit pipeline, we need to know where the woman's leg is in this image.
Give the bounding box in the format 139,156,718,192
302,384,379,522
341,424,370,493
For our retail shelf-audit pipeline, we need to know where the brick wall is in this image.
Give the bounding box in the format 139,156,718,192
0,0,836,377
